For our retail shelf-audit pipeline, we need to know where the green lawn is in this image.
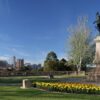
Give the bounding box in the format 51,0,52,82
0,76,59,84
0,75,99,100
0,86,100,100
0,75,85,84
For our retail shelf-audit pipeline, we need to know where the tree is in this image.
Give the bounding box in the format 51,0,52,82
60,58,67,63
46,51,58,61
66,59,76,71
44,60,59,71
81,43,95,71
44,51,59,71
68,16,92,72
58,58,67,71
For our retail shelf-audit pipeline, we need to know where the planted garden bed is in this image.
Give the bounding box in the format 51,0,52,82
34,82,100,94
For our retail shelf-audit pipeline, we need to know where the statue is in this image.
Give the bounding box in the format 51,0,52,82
93,12,100,35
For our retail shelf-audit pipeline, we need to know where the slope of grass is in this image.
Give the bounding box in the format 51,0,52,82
0,86,100,100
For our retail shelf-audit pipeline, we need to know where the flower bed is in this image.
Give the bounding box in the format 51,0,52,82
34,82,100,94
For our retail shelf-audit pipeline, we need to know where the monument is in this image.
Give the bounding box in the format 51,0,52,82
94,12,100,79
21,79,32,89
88,12,100,81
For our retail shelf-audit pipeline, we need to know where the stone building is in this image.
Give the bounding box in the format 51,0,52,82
16,59,24,70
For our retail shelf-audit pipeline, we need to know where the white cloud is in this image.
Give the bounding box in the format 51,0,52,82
0,56,9,61
24,51,49,65
56,52,68,61
10,48,30,57
25,59,44,65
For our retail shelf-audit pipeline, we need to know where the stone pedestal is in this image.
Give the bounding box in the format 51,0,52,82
94,36,100,65
21,79,31,89
87,36,100,82
92,36,100,81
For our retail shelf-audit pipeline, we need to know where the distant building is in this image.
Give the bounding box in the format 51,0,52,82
24,63,31,67
31,64,42,70
12,56,16,68
0,60,8,69
16,59,24,70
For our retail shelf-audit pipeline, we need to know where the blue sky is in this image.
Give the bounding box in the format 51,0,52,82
0,0,100,64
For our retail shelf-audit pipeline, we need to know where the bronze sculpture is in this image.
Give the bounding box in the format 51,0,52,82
94,12,100,34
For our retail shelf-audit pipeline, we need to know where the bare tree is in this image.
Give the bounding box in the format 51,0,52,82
68,16,92,72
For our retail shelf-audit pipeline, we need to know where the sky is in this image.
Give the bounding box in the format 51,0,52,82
0,0,100,64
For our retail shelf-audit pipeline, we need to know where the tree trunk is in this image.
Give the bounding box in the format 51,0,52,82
76,65,79,75
79,57,82,71
77,57,82,75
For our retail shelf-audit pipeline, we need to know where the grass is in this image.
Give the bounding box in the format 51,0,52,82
0,86,100,100
0,76,59,84
1,75,98,100
0,75,85,84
